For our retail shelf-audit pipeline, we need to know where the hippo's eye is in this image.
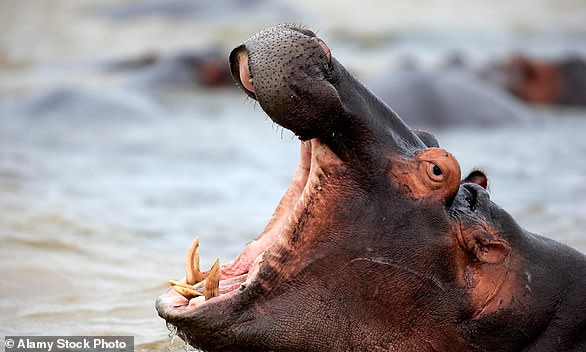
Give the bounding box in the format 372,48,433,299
426,162,444,182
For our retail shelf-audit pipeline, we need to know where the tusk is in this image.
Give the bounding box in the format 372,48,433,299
205,258,221,300
172,285,204,299
169,280,195,290
185,235,204,285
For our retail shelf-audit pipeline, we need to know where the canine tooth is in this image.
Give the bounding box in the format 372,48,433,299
168,280,195,290
185,235,204,285
172,285,204,299
205,258,220,300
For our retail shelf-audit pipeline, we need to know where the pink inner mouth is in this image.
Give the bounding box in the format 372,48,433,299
162,139,328,309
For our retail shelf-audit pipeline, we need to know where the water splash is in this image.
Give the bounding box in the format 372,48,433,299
165,323,201,352
167,322,178,342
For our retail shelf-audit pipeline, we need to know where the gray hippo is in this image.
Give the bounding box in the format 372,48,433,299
156,24,586,351
114,50,233,89
2,86,162,120
1,49,230,120
368,69,533,129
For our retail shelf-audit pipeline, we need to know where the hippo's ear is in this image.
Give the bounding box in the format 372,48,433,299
458,227,510,264
413,129,439,148
462,170,488,190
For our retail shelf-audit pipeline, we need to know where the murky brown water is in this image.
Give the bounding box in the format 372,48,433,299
1,1,585,350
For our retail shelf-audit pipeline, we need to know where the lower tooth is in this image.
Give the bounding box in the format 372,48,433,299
169,280,195,290
205,258,221,300
172,285,203,299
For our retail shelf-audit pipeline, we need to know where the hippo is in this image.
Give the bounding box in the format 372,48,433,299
368,69,533,129
2,49,231,121
156,24,586,351
492,55,586,107
118,50,233,89
4,86,162,120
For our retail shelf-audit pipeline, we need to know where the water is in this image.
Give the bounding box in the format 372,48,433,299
0,92,300,349
1,0,585,350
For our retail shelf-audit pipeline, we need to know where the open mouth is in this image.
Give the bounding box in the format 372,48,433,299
157,26,342,317
158,138,333,311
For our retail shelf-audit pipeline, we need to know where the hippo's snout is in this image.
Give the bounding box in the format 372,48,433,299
231,29,331,99
230,23,427,166
229,24,338,142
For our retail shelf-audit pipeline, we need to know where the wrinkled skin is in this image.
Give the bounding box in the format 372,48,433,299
156,24,586,351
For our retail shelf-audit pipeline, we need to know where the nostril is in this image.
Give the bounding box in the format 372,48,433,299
461,184,478,211
317,39,331,64
236,50,255,94
462,183,490,211
229,45,255,97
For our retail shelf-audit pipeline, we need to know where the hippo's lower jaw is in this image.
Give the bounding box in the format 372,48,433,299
156,138,341,337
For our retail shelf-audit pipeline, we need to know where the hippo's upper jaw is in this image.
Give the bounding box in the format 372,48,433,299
157,24,586,352
230,24,432,164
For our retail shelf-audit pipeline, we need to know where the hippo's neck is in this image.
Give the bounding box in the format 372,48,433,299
522,233,586,351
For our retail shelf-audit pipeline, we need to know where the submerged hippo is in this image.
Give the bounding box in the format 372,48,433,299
156,24,586,351
120,50,232,89
368,69,533,129
498,55,586,107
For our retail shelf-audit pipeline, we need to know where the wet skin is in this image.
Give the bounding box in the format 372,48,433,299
156,24,586,351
